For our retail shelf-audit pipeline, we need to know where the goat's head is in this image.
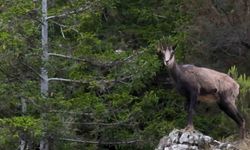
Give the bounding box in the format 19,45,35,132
158,43,176,66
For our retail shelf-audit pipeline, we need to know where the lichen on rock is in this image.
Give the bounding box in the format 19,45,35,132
155,129,238,150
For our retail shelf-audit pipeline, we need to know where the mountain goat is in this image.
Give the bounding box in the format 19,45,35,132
159,44,245,139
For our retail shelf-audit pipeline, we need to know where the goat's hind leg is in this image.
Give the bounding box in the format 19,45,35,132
217,99,245,139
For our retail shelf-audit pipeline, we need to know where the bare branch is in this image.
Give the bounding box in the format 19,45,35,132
48,76,132,85
48,53,89,62
47,4,92,20
21,62,44,80
210,0,222,16
48,77,109,84
49,20,83,38
49,51,143,68
153,14,167,19
60,137,141,145
48,110,93,116
48,52,115,67
60,26,66,39
62,120,136,126
48,78,89,83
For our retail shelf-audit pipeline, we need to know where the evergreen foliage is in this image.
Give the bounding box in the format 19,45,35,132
0,0,249,149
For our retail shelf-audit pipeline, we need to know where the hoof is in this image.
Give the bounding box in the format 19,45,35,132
183,125,195,132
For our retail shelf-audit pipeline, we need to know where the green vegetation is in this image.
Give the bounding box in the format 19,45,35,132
0,0,249,149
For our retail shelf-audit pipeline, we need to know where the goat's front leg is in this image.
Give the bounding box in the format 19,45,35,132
185,92,197,131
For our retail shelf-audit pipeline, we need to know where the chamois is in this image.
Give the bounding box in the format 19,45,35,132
159,44,245,139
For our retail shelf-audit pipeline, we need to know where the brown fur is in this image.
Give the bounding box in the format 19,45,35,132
180,65,239,103
160,44,245,138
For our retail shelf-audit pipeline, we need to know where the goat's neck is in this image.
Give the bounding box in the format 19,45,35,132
167,56,182,82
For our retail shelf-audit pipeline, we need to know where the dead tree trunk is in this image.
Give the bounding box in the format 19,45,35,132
20,98,27,150
40,0,49,149
41,0,49,97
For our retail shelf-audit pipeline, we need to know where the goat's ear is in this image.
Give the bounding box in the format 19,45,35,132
157,42,165,54
156,44,161,53
172,44,177,51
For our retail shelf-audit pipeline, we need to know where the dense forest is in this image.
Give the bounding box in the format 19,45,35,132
0,0,250,149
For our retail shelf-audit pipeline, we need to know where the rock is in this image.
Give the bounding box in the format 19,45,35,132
155,129,239,150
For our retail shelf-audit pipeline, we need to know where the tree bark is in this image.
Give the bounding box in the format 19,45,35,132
20,98,27,150
41,0,49,97
40,0,49,150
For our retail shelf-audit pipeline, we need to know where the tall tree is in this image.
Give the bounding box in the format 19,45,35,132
40,0,49,149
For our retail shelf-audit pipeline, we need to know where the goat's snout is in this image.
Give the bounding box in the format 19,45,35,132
164,60,170,65
164,60,168,65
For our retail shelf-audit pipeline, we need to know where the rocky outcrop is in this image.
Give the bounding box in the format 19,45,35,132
155,129,238,150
